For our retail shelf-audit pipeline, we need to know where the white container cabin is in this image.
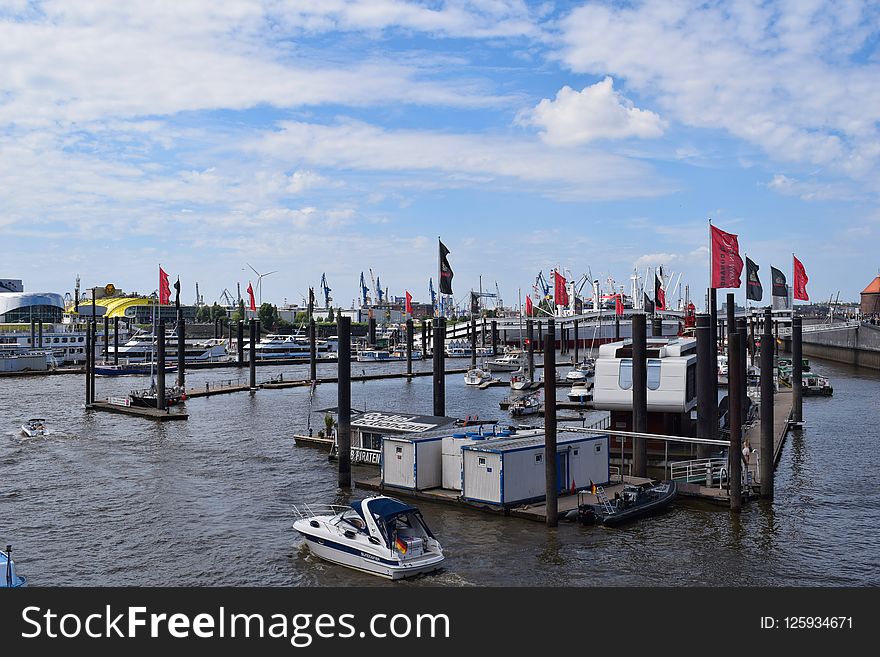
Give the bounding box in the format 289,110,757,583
460,433,610,507
382,435,445,491
440,427,523,491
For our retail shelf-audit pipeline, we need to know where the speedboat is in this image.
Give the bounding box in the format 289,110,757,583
20,419,46,437
565,358,595,382
567,380,593,403
464,368,492,386
510,368,532,390
578,481,676,527
509,394,540,416
293,496,444,580
2,545,27,587
487,351,522,372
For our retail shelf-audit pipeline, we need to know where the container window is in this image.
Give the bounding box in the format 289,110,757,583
647,359,662,390
478,457,486,466
395,446,403,454
619,358,633,389
596,444,602,453
535,454,543,464
573,449,579,456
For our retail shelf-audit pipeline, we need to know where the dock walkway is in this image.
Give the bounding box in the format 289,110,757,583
88,401,188,421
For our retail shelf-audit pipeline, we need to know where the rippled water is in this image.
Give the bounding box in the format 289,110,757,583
2,356,878,586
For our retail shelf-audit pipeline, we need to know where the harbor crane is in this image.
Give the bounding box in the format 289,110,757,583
320,273,332,308
359,272,370,307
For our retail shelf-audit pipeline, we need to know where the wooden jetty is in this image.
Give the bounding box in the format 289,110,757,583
292,433,333,448
88,401,188,421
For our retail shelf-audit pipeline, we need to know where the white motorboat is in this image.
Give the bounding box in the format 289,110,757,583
567,380,594,403
510,368,532,390
293,496,444,580
565,358,595,382
20,419,46,437
464,368,492,386
487,351,522,372
390,345,423,360
509,394,540,416
356,349,400,362
2,545,27,587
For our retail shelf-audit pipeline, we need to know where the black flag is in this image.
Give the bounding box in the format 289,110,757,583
770,266,787,297
643,292,655,314
174,277,181,310
746,257,763,302
439,239,454,295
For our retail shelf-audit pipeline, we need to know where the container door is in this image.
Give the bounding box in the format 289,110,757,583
556,452,568,492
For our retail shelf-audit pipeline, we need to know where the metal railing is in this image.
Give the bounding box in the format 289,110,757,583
777,320,859,337
291,503,350,520
670,458,727,486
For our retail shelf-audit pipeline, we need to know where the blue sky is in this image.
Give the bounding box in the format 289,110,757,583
3,1,879,309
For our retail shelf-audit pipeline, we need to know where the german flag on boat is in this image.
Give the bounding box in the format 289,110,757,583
394,537,407,554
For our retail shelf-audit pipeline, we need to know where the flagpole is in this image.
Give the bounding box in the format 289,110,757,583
707,219,712,313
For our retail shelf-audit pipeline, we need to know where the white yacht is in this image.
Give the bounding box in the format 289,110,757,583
244,332,332,359
464,368,492,386
118,330,229,362
293,496,444,580
566,358,595,382
487,351,523,372
356,349,399,362
567,380,594,403
510,367,532,390
509,394,540,416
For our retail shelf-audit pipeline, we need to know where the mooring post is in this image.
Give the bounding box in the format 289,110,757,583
526,319,535,381
90,321,96,405
84,321,92,406
338,316,352,488
249,319,256,391
421,321,428,359
481,317,487,347
432,317,446,417
156,319,166,410
792,316,803,424
726,293,736,357
632,313,648,478
368,316,376,346
113,317,119,365
406,318,413,377
652,315,663,337
728,331,743,512
309,318,317,382
573,319,579,364
30,320,35,351
470,317,477,368
760,308,774,499
709,288,719,440
103,315,109,362
177,311,186,389
236,320,244,366
773,319,779,357
537,320,543,352
737,318,748,420
614,316,620,341
491,320,498,356
749,312,756,367
38,321,43,349
544,318,558,528
695,314,713,459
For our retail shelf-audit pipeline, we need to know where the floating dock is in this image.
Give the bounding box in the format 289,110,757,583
88,401,189,421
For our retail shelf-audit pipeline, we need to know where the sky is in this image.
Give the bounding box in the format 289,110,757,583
3,0,880,310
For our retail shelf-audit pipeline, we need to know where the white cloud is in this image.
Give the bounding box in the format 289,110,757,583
521,77,666,146
248,119,672,199
558,1,880,182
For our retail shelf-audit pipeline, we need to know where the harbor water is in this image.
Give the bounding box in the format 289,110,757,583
2,356,878,586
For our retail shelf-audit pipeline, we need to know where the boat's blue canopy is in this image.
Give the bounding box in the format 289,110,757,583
365,497,416,521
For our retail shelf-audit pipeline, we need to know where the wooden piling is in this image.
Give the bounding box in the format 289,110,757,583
526,319,535,381
103,315,109,361
544,319,557,528
38,321,43,349
368,316,377,346
491,319,498,356
760,308,774,499
85,321,92,406
249,319,256,391
89,321,96,405
157,319,166,410
709,288,719,440
632,313,648,477
432,317,446,417
728,331,743,512
177,312,186,388
737,318,748,420
695,314,713,459
406,318,413,376
421,322,428,359
113,317,119,365
470,317,477,368
309,318,317,382
792,316,803,424
338,316,352,488
652,315,663,337
237,320,244,366
573,319,579,363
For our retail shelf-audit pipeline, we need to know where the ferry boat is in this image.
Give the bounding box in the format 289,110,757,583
0,325,97,365
1,546,26,587
244,332,334,359
292,496,444,580
118,330,228,363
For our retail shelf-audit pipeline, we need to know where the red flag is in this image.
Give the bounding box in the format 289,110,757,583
405,290,412,315
247,282,256,311
793,255,809,301
710,224,744,289
554,270,569,307
525,295,533,317
655,273,666,310
159,266,171,305
615,294,624,316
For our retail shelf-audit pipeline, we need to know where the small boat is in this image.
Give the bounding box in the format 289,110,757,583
2,545,27,587
292,496,444,580
509,393,540,416
487,351,523,372
129,385,187,408
578,481,676,527
565,358,595,382
464,368,492,386
567,380,593,403
510,368,532,390
802,373,833,396
20,419,46,437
